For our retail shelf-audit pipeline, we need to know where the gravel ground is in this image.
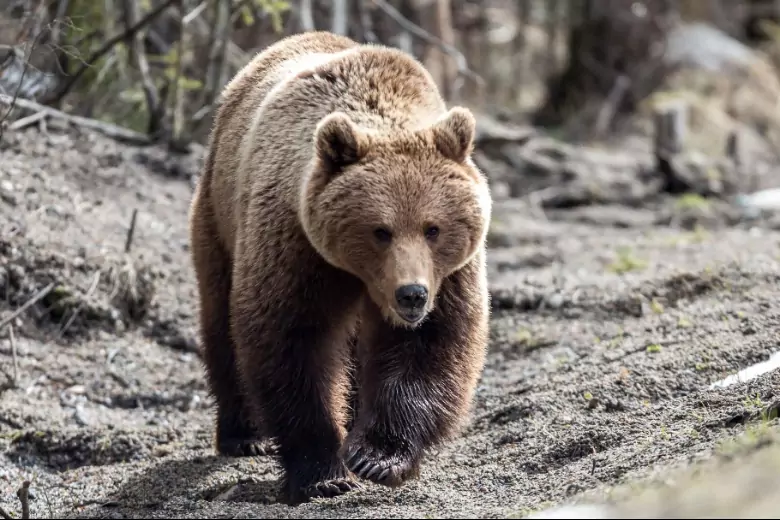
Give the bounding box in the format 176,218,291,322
0,125,778,519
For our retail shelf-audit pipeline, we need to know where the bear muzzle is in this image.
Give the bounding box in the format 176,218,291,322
394,283,429,324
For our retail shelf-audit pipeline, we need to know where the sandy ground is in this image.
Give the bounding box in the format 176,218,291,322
0,124,779,519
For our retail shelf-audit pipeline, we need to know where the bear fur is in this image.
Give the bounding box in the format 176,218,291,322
188,31,492,504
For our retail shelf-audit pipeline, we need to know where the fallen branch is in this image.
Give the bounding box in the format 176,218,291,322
0,505,11,520
8,110,47,131
0,282,56,331
473,114,536,146
46,0,177,106
0,93,151,144
371,0,484,96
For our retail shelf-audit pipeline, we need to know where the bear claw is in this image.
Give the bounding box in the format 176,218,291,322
217,438,277,457
305,478,360,498
344,441,418,487
290,477,360,503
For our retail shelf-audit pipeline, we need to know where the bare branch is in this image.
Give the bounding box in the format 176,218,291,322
183,0,209,24
300,0,315,31
9,110,46,130
214,0,232,98
200,0,232,109
49,0,71,49
0,282,56,332
122,0,167,137
0,92,152,144
332,0,349,35
169,0,186,146
45,0,177,106
357,0,377,42
371,0,484,94
0,23,48,140
102,0,127,82
594,75,631,138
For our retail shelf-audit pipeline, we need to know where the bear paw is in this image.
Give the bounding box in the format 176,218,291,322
343,440,420,487
286,462,362,504
302,478,361,499
217,437,277,457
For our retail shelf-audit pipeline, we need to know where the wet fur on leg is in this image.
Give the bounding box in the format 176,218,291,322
343,255,489,487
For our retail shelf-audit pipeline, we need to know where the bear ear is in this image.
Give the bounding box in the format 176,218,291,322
431,106,476,163
314,112,369,172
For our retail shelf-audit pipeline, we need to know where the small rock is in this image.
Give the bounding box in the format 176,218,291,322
491,181,511,200
67,385,87,395
73,405,92,426
604,398,625,412
0,186,17,206
545,293,565,309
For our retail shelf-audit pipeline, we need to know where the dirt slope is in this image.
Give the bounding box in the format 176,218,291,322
0,125,778,519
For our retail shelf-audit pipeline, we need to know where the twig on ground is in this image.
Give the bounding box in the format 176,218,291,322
9,325,18,388
371,0,484,96
0,282,56,331
125,208,138,254
8,110,47,131
0,93,151,144
56,270,101,339
17,481,30,520
0,480,31,520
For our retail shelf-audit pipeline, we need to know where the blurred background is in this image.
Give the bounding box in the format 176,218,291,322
2,4,780,518
3,0,780,153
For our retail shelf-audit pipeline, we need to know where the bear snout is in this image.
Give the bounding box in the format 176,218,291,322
394,284,428,322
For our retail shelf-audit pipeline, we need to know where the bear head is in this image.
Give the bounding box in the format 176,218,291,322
300,106,492,329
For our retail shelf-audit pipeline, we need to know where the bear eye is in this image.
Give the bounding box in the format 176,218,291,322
374,227,393,243
425,226,440,240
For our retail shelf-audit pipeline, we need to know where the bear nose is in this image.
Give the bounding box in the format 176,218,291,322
395,284,428,309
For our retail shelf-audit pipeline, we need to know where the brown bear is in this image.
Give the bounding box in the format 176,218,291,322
188,31,492,504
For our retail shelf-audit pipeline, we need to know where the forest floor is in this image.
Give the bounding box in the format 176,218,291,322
0,123,779,519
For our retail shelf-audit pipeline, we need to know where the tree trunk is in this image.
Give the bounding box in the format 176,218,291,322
532,0,674,131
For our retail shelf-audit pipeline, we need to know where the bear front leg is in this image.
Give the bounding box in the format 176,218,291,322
344,256,489,487
189,187,272,457
231,247,364,504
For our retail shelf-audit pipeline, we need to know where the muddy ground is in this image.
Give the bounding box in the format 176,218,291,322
0,123,779,519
